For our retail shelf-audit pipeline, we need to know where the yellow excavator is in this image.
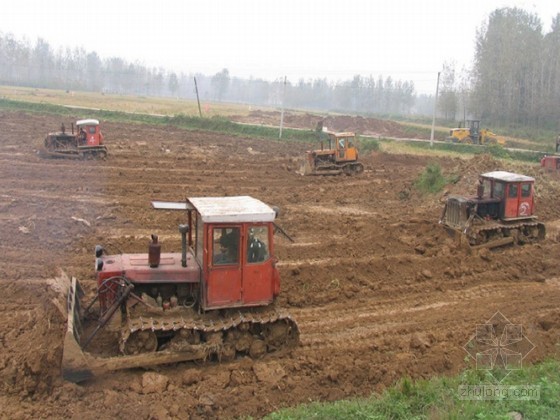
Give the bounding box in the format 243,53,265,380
446,120,506,146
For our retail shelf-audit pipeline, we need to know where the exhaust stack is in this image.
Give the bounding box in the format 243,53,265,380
179,224,189,267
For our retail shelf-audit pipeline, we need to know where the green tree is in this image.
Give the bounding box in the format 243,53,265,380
168,72,179,97
86,51,103,91
438,62,458,120
472,7,543,126
211,68,230,100
542,14,560,126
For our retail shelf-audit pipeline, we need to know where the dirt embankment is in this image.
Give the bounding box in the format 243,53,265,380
0,111,559,418
231,110,427,138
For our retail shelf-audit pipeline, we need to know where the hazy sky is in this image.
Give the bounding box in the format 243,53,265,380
1,0,558,93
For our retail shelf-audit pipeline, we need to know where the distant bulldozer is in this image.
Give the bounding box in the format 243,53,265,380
440,171,545,250
41,119,107,159
540,134,560,171
301,130,364,176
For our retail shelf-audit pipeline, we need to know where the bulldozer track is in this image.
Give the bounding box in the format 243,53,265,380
120,306,300,362
467,220,545,247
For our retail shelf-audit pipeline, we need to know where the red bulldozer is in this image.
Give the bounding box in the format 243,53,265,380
540,133,560,171
62,195,299,382
42,118,107,159
440,171,546,250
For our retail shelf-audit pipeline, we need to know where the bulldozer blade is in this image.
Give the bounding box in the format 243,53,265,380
445,229,514,252
62,277,213,383
469,236,514,251
314,169,344,176
61,277,94,382
299,159,313,176
62,329,94,383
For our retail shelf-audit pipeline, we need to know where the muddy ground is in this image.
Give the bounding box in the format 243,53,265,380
0,111,559,419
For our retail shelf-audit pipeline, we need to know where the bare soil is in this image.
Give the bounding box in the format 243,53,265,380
1,110,560,419
230,110,425,138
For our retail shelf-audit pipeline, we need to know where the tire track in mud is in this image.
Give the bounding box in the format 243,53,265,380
289,280,560,355
0,189,110,206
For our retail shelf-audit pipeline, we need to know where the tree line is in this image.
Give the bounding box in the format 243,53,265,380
1,6,559,130
439,7,560,130
0,33,418,117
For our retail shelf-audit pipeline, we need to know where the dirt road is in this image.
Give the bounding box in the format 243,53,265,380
1,111,559,419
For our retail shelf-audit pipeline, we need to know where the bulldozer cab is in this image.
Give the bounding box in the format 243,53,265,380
187,196,280,311
76,119,104,147
326,132,358,163
468,120,480,140
480,171,535,219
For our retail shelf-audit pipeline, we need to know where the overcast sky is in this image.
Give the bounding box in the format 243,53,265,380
1,0,558,94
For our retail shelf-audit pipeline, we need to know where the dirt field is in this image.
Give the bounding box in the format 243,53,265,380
1,110,560,419
230,109,429,139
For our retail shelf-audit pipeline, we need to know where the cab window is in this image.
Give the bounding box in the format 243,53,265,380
213,227,240,265
508,183,518,198
521,183,531,198
482,179,492,198
493,182,504,199
246,226,269,263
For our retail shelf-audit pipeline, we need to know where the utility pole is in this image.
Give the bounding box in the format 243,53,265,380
194,77,202,118
279,76,287,139
430,71,441,147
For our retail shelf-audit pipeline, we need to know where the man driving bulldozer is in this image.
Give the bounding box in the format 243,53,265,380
214,229,239,265
247,227,268,263
79,127,87,145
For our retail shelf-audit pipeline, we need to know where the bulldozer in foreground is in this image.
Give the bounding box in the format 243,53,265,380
440,171,545,250
41,119,107,159
62,196,299,383
301,131,364,175
446,120,506,146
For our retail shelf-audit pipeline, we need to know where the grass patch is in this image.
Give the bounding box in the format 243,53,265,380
0,98,315,143
266,359,560,419
406,141,544,163
415,163,456,194
0,85,258,117
358,137,381,153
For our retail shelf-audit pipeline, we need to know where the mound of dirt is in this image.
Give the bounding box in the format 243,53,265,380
231,110,420,138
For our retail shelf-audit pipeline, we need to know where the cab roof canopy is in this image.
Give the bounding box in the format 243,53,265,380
326,131,355,137
188,196,276,223
481,171,534,183
76,119,100,126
